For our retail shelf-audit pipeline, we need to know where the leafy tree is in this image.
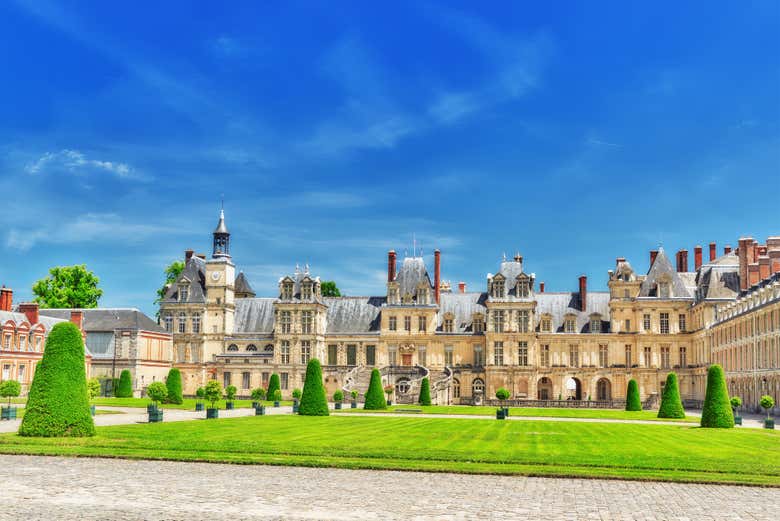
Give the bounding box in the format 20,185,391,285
266,373,280,401
364,369,387,410
625,379,642,411
0,380,21,407
418,377,432,406
195,387,205,401
701,364,734,428
225,385,237,402
154,260,185,316
19,322,95,437
116,370,133,398
292,388,302,401
86,378,101,401
32,265,103,308
321,281,341,297
146,382,168,408
760,395,775,419
204,380,223,409
730,396,742,415
272,389,282,402
165,368,183,404
657,372,685,419
251,388,266,402
299,358,329,416
350,390,358,402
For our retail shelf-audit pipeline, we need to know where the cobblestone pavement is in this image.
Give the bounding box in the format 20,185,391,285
1,455,777,520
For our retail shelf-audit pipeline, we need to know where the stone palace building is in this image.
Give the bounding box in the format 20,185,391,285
159,210,780,412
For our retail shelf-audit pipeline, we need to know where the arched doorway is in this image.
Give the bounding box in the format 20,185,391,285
537,377,553,400
395,378,411,395
565,377,582,400
596,378,611,401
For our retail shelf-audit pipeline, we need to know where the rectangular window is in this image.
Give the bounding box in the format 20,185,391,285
679,346,687,368
518,310,529,333
301,311,313,334
262,372,269,386
565,318,576,333
493,342,504,366
327,345,337,366
280,341,290,364
280,372,289,390
473,318,485,333
223,371,232,389
389,316,397,331
366,345,376,366
347,344,357,366
301,283,312,300
518,341,528,366
179,286,189,302
624,319,631,332
599,344,608,368
444,346,453,366
678,314,686,333
418,316,426,332
300,340,311,364
280,311,291,334
17,364,25,382
418,346,427,366
541,318,552,332
625,345,632,367
569,344,579,367
1,364,9,380
492,310,505,332
474,345,485,366
661,346,671,369
540,345,550,367
591,318,601,333
242,372,250,389
444,318,454,333
643,314,651,331
191,313,201,334
660,313,670,334
282,283,293,300
644,347,652,368
404,316,411,331
178,312,186,333
388,346,397,366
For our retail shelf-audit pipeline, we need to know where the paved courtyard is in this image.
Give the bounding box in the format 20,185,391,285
1,455,777,520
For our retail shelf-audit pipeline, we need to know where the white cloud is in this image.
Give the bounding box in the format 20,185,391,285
24,149,143,180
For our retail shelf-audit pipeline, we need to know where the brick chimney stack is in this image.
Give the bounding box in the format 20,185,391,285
458,281,466,293
738,237,752,290
759,256,771,280
70,310,84,331
18,303,39,325
540,282,545,293
694,245,703,270
0,286,12,312
387,250,396,283
434,249,441,304
709,242,717,262
650,250,658,266
676,249,689,273
579,275,587,312
185,249,194,261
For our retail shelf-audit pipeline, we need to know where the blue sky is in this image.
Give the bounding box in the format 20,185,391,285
1,1,779,316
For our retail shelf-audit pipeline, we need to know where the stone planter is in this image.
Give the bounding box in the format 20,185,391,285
255,405,266,416
765,418,775,430
273,401,280,407
292,403,299,413
195,402,204,411
387,400,393,406
251,401,259,409
147,403,158,414
496,408,506,420
503,407,510,417
148,409,164,423
351,402,357,409
225,401,234,410
90,405,96,417
1,406,17,420
206,408,219,419
335,403,342,410
734,416,742,425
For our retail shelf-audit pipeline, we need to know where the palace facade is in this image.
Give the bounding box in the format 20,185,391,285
159,210,780,412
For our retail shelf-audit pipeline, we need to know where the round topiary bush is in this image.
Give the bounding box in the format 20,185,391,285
266,373,280,401
299,358,329,416
760,395,775,419
333,390,344,402
418,377,431,406
495,387,510,401
657,372,685,419
251,387,266,402
115,369,133,398
363,368,387,410
165,368,183,404
0,379,21,406
146,381,168,408
701,364,734,428
19,322,96,437
625,379,642,411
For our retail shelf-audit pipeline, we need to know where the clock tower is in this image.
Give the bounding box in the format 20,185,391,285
203,208,235,361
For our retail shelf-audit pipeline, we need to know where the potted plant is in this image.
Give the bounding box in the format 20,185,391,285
0,380,21,420
146,381,167,423
350,389,359,408
730,396,743,425
760,395,775,429
251,387,266,410
87,377,101,416
292,388,302,413
272,389,282,407
204,380,223,419
333,390,344,410
384,385,394,406
224,385,237,410
495,387,510,420
195,387,205,411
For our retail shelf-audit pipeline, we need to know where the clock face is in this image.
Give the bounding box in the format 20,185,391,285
211,271,221,281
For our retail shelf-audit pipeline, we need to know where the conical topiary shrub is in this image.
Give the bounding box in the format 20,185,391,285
165,368,183,404
363,368,387,410
701,364,734,428
625,379,642,411
19,322,95,437
418,377,431,406
657,372,685,419
299,358,329,416
116,369,133,398
267,373,280,401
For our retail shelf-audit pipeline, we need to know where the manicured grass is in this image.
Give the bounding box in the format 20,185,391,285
90,397,292,410
1,408,122,419
336,405,696,422
0,415,777,485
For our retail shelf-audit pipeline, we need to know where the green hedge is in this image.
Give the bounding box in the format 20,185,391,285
363,368,386,410
116,369,133,398
418,377,431,406
625,379,642,411
267,373,280,401
657,372,685,419
701,364,734,428
19,322,95,437
298,358,329,416
165,368,183,404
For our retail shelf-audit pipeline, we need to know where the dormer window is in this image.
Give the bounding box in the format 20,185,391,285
473,314,485,333
564,317,576,333
403,293,413,304
517,278,530,298
659,282,670,299
179,286,189,302
492,279,505,298
590,316,602,333
540,317,552,333
301,282,312,300
388,286,399,304
443,314,454,333
282,282,294,300
417,286,428,304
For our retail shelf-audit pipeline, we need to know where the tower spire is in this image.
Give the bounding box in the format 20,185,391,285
212,203,230,258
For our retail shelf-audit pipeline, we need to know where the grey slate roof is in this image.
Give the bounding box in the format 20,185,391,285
39,309,168,334
437,292,487,332
278,269,322,302
535,292,611,333
234,272,256,297
323,297,384,333
162,256,207,303
694,252,740,301
234,298,276,333
0,310,65,331
639,248,692,298
395,257,432,298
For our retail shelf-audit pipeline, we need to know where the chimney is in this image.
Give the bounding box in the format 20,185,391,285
579,275,587,312
738,237,752,290
458,281,466,293
18,302,39,325
434,249,441,304
387,250,396,283
748,263,760,287
758,245,768,257
752,241,759,263
0,286,12,312
769,250,780,275
70,310,84,330
676,249,688,272
694,245,702,270
759,256,771,281
650,250,658,266
539,282,545,293
709,242,717,262
185,249,194,261
724,245,732,255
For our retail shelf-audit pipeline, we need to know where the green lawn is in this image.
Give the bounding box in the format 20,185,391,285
89,397,292,410
0,415,777,485
336,405,696,422
1,408,123,419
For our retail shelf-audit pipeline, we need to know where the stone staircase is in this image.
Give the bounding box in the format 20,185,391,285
342,365,453,405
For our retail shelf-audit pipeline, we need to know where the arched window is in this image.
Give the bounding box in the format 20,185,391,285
264,344,274,353
396,378,411,394
472,378,485,396
596,378,611,401
452,378,460,398
246,344,257,352
227,344,239,352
